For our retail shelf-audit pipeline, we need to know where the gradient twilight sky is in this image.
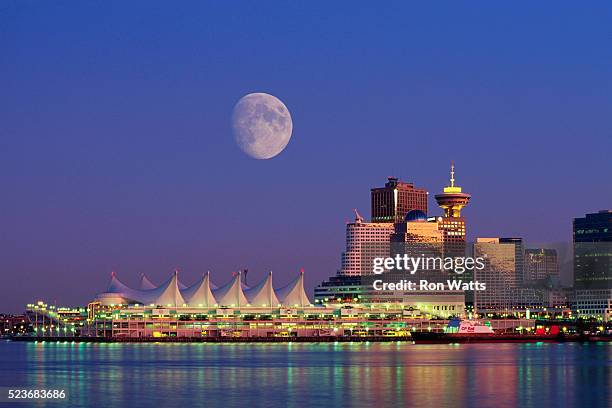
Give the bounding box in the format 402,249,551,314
1,2,611,312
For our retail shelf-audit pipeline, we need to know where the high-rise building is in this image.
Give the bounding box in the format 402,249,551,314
473,237,524,313
391,210,443,247
434,163,472,305
371,177,428,223
390,210,453,286
573,210,612,320
499,237,524,280
338,210,394,277
434,162,470,258
524,248,559,282
573,210,612,289
316,211,465,316
390,210,445,278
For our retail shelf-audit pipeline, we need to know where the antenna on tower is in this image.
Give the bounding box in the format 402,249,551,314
450,161,455,188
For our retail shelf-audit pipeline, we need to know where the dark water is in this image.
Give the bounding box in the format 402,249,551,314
0,340,610,408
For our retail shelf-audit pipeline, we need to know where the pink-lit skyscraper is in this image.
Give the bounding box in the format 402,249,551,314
371,177,428,223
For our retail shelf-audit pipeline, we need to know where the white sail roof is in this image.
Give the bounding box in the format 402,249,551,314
182,272,217,307
139,273,157,290
106,271,130,293
207,272,219,290
276,271,311,307
213,272,248,307
154,271,186,307
244,271,280,307
101,271,186,306
98,270,311,308
104,272,146,303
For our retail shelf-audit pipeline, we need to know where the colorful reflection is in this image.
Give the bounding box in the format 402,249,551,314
0,342,609,407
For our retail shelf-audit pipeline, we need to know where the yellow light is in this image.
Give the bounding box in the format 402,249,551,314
443,186,462,193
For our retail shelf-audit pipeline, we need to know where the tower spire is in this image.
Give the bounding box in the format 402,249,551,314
436,161,470,218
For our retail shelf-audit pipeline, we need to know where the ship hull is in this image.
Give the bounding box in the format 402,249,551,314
411,332,560,344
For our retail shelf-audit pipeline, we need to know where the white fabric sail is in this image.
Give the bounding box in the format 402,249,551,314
244,271,280,307
183,272,217,307
100,271,185,305
213,273,248,307
139,273,157,290
98,270,311,308
106,271,131,293
104,272,147,303
275,271,311,307
154,271,186,307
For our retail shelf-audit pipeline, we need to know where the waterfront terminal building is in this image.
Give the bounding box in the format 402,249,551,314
24,270,481,339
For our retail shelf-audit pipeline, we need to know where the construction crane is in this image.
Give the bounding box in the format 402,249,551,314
353,208,364,223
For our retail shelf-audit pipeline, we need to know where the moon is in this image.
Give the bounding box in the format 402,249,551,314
232,93,293,159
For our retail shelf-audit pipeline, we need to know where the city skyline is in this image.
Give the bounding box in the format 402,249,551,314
2,2,611,313
0,165,598,312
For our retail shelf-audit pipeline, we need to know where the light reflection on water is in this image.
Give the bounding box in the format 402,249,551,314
0,341,610,408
